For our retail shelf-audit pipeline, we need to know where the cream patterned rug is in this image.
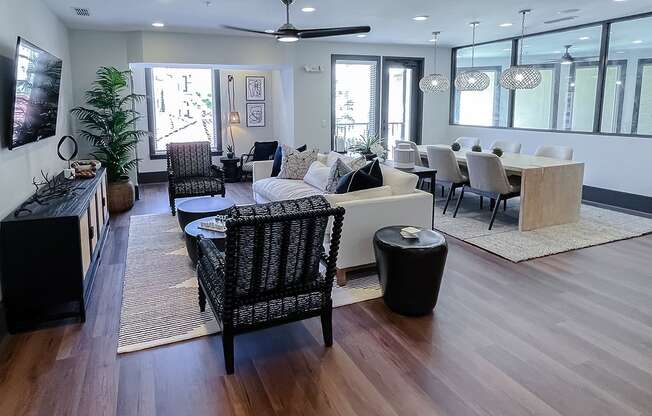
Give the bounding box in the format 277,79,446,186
433,192,652,262
118,214,381,354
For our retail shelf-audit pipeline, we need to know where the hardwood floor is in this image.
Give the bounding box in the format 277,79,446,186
1,182,652,416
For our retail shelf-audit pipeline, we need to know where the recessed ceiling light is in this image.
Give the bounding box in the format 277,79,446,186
152,22,165,27
264,29,275,33
578,36,590,40
499,23,513,27
616,51,625,54
558,8,580,14
613,0,627,2
357,34,367,38
502,48,511,51
632,40,644,44
412,15,429,21
301,7,315,12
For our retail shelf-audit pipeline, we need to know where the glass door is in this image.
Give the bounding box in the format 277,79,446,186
381,57,423,154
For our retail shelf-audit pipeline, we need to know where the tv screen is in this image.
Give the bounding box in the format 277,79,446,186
7,37,63,150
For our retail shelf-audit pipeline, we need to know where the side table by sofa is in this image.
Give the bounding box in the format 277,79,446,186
220,156,241,183
373,226,448,316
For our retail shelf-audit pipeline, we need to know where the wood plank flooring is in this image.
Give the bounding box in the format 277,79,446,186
1,182,652,416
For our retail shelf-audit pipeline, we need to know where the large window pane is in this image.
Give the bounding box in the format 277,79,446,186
513,25,602,131
605,15,652,135
453,41,512,127
148,67,219,154
333,58,379,144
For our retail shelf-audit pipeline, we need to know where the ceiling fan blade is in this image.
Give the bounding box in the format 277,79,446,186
297,26,371,39
222,25,280,36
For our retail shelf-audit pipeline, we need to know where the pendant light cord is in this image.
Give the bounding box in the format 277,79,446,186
519,10,529,64
227,75,236,151
471,23,476,68
433,32,438,72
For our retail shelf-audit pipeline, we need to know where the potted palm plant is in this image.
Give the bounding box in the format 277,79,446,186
71,67,148,213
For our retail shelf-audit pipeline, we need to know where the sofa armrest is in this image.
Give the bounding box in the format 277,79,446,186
324,190,434,269
253,160,275,182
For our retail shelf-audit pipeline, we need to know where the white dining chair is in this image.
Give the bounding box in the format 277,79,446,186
454,137,480,149
453,152,521,230
490,140,522,154
534,145,573,160
426,145,469,214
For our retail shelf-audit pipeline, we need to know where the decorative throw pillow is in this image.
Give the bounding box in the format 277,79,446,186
325,158,352,193
326,151,366,170
277,145,317,180
335,159,383,194
303,161,331,191
271,144,307,177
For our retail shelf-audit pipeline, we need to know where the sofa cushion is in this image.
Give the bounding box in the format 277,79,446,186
380,164,418,195
324,186,393,205
277,145,317,180
302,161,331,191
326,151,366,169
336,160,383,194
325,159,352,193
271,144,307,177
253,177,322,202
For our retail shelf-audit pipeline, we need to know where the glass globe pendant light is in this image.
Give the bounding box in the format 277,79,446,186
454,22,490,91
420,32,450,93
500,10,542,90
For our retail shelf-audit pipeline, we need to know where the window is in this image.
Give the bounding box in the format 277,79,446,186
514,25,603,132
605,15,652,135
146,67,221,157
452,41,512,127
450,12,652,137
332,56,380,148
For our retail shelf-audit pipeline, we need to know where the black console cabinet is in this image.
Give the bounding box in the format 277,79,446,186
1,168,109,332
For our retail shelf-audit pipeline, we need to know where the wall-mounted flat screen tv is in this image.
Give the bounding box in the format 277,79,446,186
7,37,63,150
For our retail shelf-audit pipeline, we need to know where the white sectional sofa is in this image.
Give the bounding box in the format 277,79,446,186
252,155,433,283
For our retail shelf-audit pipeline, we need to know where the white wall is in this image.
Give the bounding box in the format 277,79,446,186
68,30,450,172
0,0,73,300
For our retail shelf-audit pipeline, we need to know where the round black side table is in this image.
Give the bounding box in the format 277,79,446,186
373,226,448,316
176,196,235,230
184,217,226,265
220,157,241,183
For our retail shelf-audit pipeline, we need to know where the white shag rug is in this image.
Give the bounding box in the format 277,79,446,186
118,214,381,354
433,192,652,262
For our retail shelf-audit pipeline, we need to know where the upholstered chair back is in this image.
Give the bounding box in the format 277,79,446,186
490,140,522,154
454,136,480,149
224,197,338,300
466,152,512,195
426,145,466,183
535,145,573,160
393,140,423,166
167,142,213,178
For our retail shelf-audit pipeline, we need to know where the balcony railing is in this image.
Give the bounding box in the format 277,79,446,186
334,122,406,141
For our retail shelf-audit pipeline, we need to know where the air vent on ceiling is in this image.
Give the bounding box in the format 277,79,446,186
72,7,90,17
544,16,577,24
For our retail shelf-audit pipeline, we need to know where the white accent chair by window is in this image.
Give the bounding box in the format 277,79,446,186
453,152,521,230
490,140,522,154
534,145,573,160
393,140,423,166
426,145,469,214
454,137,480,149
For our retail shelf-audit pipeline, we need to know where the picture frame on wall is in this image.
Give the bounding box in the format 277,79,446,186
246,103,265,127
245,76,265,101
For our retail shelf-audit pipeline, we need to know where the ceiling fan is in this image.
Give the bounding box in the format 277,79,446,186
223,0,371,43
550,45,599,65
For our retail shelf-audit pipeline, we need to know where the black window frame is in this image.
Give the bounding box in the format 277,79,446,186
452,65,504,127
449,11,652,139
632,58,652,135
145,67,223,160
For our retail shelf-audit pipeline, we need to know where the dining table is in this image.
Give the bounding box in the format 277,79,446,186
417,145,585,231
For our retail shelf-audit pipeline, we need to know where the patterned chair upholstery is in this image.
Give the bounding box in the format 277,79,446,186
167,142,226,215
197,196,345,374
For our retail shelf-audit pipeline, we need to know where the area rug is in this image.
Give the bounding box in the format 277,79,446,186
118,214,382,354
433,192,652,262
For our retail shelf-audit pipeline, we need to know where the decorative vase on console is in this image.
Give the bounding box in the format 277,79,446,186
71,66,148,213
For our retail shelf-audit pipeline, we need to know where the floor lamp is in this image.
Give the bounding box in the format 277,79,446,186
226,74,240,158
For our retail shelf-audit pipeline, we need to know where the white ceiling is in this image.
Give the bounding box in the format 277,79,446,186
44,0,651,47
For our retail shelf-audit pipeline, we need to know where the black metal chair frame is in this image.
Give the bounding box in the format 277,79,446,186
197,205,345,374
452,185,520,230
240,141,278,181
436,179,469,215
166,144,226,216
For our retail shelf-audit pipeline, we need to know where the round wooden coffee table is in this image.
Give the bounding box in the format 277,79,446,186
177,196,235,230
184,217,227,265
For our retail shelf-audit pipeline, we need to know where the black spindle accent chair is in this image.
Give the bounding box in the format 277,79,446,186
167,142,226,215
196,196,345,374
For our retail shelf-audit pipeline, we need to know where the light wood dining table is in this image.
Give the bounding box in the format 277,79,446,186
417,145,585,231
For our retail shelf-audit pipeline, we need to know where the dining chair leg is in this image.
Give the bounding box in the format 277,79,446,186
480,196,483,209
489,194,502,230
503,199,507,211
441,186,445,198
442,186,455,215
452,186,466,218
